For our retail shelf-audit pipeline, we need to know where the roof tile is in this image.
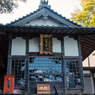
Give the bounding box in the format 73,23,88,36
6,5,82,27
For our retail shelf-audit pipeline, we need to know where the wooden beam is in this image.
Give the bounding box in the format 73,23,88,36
59,30,68,35
87,37,95,42
82,41,95,46
69,30,78,34
81,49,89,53
81,45,92,50
7,34,12,74
66,30,73,34
83,46,95,60
84,38,95,43
61,38,67,93
82,43,94,48
82,34,95,38
54,30,62,34
45,29,51,34
78,35,84,92
10,56,27,59
49,29,54,34
88,36,95,40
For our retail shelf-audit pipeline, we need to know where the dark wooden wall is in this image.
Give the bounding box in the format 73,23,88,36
29,82,63,94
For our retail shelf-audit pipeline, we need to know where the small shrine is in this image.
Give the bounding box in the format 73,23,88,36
0,0,95,94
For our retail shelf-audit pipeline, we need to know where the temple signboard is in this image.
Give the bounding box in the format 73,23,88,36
43,38,49,51
40,34,53,55
37,84,50,94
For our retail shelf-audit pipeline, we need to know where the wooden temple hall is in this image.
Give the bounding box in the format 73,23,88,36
0,0,95,94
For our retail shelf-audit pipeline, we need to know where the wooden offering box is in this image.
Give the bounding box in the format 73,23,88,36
37,84,50,94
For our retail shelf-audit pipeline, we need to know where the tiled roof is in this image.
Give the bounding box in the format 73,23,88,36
1,24,95,30
7,6,81,27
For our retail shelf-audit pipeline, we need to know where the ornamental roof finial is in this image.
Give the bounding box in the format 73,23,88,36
39,0,51,9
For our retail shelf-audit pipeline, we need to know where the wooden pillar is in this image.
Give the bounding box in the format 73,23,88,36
26,38,29,56
7,34,12,74
78,35,84,91
25,38,29,93
26,38,29,93
27,57,29,93
61,38,67,93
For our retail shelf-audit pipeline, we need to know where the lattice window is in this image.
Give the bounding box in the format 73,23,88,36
11,59,26,85
29,57,62,82
66,61,81,88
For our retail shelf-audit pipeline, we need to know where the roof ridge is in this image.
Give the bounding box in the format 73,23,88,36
6,7,43,25
44,7,82,27
6,6,82,27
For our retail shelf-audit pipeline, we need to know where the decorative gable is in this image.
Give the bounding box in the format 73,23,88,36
8,2,80,27
25,17,60,26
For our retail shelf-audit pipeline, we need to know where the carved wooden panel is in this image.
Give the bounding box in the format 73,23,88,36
40,34,53,55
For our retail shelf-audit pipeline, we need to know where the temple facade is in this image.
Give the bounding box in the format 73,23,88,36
0,0,95,94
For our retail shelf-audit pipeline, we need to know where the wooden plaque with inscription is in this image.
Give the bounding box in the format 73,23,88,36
40,34,53,55
37,84,50,94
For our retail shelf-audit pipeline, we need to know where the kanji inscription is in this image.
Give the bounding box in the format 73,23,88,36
40,34,53,55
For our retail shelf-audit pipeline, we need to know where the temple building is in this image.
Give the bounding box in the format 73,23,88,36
0,0,95,94
83,51,95,94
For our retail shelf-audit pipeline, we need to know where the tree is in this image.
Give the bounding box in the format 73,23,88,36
0,0,26,13
70,0,95,27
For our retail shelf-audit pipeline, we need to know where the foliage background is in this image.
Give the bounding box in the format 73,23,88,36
71,0,95,26
0,0,26,13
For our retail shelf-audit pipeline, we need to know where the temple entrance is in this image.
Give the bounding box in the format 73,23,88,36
11,56,63,94
10,56,82,94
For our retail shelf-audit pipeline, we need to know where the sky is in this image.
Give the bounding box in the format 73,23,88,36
0,0,82,25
